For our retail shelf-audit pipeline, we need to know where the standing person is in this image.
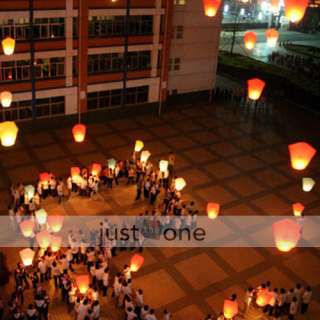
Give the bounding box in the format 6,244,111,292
145,309,157,320
163,309,171,320
57,179,64,204
301,286,312,314
289,297,298,320
0,297,4,320
102,268,109,297
92,300,100,320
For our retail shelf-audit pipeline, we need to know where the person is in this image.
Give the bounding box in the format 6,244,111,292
26,304,37,320
145,309,157,320
141,305,150,320
289,297,298,320
301,286,312,314
92,300,100,320
163,309,171,320
245,287,253,311
77,299,89,320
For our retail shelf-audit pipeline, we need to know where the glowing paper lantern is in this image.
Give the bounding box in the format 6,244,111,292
302,177,315,192
36,230,51,249
71,167,80,178
91,163,102,176
159,160,169,173
51,235,62,252
140,150,151,163
270,0,280,12
1,36,15,55
19,248,35,267
130,254,144,272
223,300,239,319
47,215,64,233
272,219,301,252
256,290,273,307
284,0,308,23
108,158,116,170
19,220,35,238
207,202,220,219
134,140,144,152
203,0,222,17
72,124,86,143
247,78,265,100
265,28,279,48
76,275,90,294
0,121,18,147
244,31,257,50
174,177,186,191
288,142,316,171
292,202,304,217
25,185,35,200
35,208,47,225
0,91,13,108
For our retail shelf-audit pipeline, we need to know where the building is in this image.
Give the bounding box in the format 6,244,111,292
0,0,221,122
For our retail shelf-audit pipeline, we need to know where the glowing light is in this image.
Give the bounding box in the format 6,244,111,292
302,177,315,192
159,160,169,173
130,254,144,272
1,36,15,55
140,150,151,163
203,0,222,17
284,0,308,22
244,31,257,50
35,208,47,225
19,220,35,238
0,121,18,147
247,78,265,100
72,124,86,143
223,300,239,319
51,235,62,252
174,177,186,191
0,91,13,108
207,202,220,219
47,215,64,233
20,248,35,267
265,28,279,48
76,275,90,294
36,230,51,249
292,202,304,217
288,142,316,171
134,140,144,152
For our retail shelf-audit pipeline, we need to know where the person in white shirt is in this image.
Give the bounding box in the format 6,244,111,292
135,289,144,308
92,300,100,320
38,258,47,282
289,297,298,320
77,299,89,320
126,306,137,320
145,308,157,320
162,309,171,320
123,264,131,281
140,305,150,320
301,286,312,314
102,268,109,297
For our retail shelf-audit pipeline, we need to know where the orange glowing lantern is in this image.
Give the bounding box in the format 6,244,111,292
0,91,13,108
247,78,265,100
36,230,51,249
19,220,35,238
72,123,86,143
203,0,222,17
35,208,47,225
265,28,279,48
207,202,220,219
76,275,90,294
244,31,257,50
292,202,304,217
71,167,80,178
256,290,273,307
174,177,186,191
51,235,62,252
284,0,308,23
134,140,144,152
1,36,15,55
91,163,102,176
270,0,280,12
39,172,50,187
288,142,316,171
223,299,239,319
141,150,151,163
47,215,64,233
0,121,19,147
19,248,35,267
272,219,301,252
130,254,144,272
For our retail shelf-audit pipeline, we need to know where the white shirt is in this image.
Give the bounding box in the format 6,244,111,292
103,272,109,286
289,302,298,315
145,314,158,320
303,291,312,304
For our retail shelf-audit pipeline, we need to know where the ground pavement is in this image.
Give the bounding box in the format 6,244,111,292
0,101,320,319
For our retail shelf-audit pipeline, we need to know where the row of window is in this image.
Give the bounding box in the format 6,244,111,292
88,86,149,110
0,97,65,121
0,15,155,41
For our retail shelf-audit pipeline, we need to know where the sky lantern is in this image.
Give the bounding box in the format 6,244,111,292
130,254,144,272
35,208,47,225
47,215,64,233
0,121,19,147
272,219,301,252
159,160,169,173
76,275,90,294
36,230,51,249
256,290,272,307
0,91,13,108
25,185,35,201
174,177,186,191
288,142,316,171
270,0,280,12
203,0,222,17
1,36,15,55
134,140,144,152
140,150,151,163
72,123,86,143
302,177,315,192
223,299,239,319
19,220,34,238
19,248,35,267
51,235,62,252
91,163,102,176
108,158,116,170
247,78,265,100
284,0,308,23
207,202,220,219
265,28,279,48
39,172,50,187
71,167,80,178
292,202,304,217
243,31,257,50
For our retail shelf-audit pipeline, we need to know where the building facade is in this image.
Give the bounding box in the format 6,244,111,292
0,0,221,122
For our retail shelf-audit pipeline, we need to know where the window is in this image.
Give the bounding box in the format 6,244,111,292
174,25,184,39
174,0,186,5
88,51,151,74
87,86,149,110
0,97,65,121
169,57,181,71
0,18,65,41
88,15,153,37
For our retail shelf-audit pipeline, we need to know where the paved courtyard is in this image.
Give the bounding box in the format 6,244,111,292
0,100,320,319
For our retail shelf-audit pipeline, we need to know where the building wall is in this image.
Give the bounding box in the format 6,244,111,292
168,0,221,95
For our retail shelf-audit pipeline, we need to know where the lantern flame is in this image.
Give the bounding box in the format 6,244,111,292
36,230,51,249
19,220,35,238
292,202,304,217
174,177,186,191
76,275,90,294
0,91,13,108
47,215,64,233
134,140,144,152
284,0,308,22
35,208,48,225
51,235,62,252
0,121,19,147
